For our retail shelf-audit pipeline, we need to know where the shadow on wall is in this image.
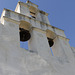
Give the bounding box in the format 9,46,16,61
20,41,54,56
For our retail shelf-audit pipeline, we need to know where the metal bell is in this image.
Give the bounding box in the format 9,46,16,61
47,38,54,47
19,28,31,42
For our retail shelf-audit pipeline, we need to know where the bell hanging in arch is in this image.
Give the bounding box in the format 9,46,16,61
19,28,31,42
47,38,54,47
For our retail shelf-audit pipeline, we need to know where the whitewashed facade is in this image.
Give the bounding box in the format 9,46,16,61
0,1,75,75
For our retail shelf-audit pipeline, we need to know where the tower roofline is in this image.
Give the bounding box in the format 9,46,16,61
1,8,64,32
26,0,38,7
15,1,49,16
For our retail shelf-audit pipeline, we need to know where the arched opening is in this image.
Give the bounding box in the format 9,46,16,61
47,38,54,47
46,29,57,56
20,28,31,41
19,20,32,50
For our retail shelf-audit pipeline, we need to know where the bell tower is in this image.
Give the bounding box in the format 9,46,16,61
14,0,74,61
1,0,74,61
0,0,75,75
15,0,52,59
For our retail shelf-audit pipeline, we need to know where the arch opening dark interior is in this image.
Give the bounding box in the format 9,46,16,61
47,38,54,47
19,28,31,50
47,37,54,56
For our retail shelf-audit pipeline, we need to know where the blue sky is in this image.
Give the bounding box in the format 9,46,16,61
0,0,75,47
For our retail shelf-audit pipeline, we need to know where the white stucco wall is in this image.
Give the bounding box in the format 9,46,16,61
71,47,75,57
0,22,75,75
28,29,52,60
20,5,30,17
52,36,74,61
0,1,75,75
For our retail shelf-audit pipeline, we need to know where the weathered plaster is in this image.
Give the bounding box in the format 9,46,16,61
0,1,75,75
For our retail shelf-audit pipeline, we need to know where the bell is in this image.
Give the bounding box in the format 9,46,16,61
19,28,31,42
47,38,54,47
